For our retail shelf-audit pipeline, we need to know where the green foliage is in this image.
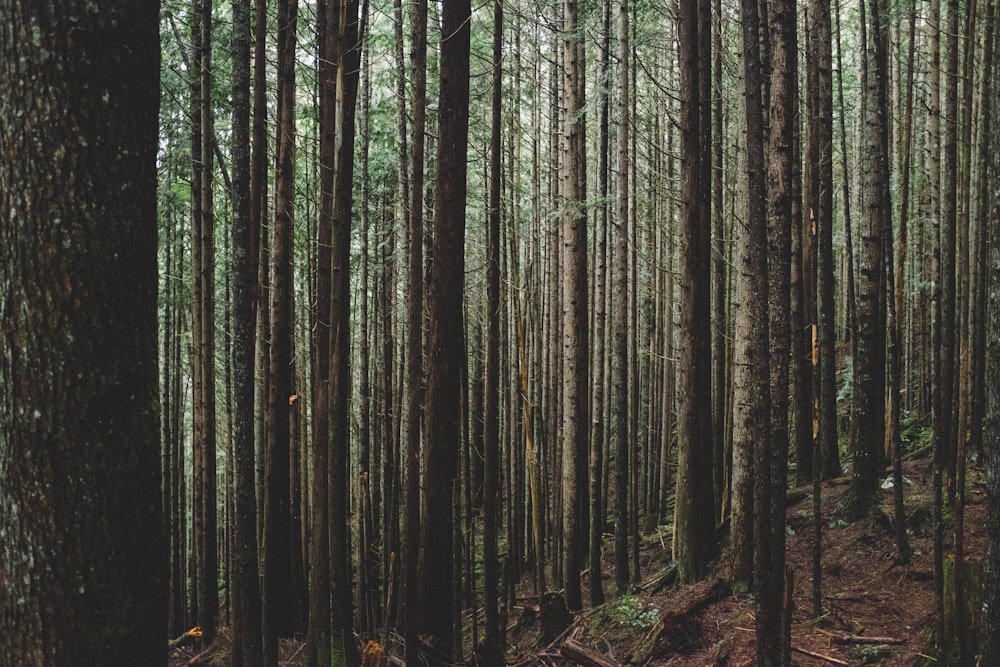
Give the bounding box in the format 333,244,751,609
838,355,854,404
608,596,659,630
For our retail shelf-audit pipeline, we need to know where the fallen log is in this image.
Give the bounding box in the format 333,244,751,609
560,638,621,667
168,626,202,650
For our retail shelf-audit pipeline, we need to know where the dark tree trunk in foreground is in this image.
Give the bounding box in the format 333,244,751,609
0,1,165,663
231,0,264,664
419,0,471,658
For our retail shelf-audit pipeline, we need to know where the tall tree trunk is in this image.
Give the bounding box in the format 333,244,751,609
939,0,959,507
419,0,471,655
887,0,917,566
480,0,503,659
731,0,771,593
674,0,716,584
560,0,589,611
764,0,795,657
589,0,611,608
981,10,1000,660
844,0,889,520
263,0,297,659
330,2,363,664
0,0,164,660
611,0,631,594
231,0,264,663
404,0,427,659
308,0,335,662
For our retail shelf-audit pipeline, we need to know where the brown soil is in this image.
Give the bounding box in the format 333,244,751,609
170,456,986,667
503,456,985,667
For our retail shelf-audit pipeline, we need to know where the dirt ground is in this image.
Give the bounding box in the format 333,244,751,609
170,456,986,667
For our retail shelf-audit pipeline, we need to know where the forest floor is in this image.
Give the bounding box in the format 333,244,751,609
169,455,986,667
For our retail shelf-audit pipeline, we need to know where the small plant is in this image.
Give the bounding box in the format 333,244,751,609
610,595,659,630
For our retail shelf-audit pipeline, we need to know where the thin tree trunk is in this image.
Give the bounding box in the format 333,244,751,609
611,0,631,594
480,0,503,657
404,0,426,659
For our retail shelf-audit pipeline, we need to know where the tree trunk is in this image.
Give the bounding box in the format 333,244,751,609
419,0,471,656
0,1,164,661
308,0,335,661
231,0,264,663
404,0,427,659
589,0,611,609
480,0,503,658
843,0,889,520
330,2,363,664
611,0,631,594
263,0,297,659
981,11,1000,655
764,0,795,657
560,0,589,611
674,0,717,585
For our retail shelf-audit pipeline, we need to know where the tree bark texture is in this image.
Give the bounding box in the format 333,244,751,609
419,0,471,657
0,1,165,663
674,0,717,585
231,0,263,663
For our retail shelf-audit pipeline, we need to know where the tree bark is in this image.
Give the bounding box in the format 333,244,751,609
263,0,297,659
231,0,264,663
0,1,165,662
560,0,589,610
674,0,717,585
843,0,889,520
419,0,471,656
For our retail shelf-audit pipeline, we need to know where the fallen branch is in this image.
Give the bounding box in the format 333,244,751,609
820,629,905,645
168,627,202,650
560,638,621,667
791,645,848,666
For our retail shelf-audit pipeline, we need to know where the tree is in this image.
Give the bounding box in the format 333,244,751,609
231,0,264,664
419,0,472,657
731,0,771,591
810,0,840,485
263,0,298,660
328,2,363,664
611,0,631,593
308,0,336,663
843,0,889,520
480,0,504,659
673,0,716,585
192,0,219,643
982,5,1000,659
0,0,165,662
560,0,589,610
404,0,428,662
763,0,796,656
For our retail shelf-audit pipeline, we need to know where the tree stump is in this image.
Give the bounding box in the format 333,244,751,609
538,592,573,645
